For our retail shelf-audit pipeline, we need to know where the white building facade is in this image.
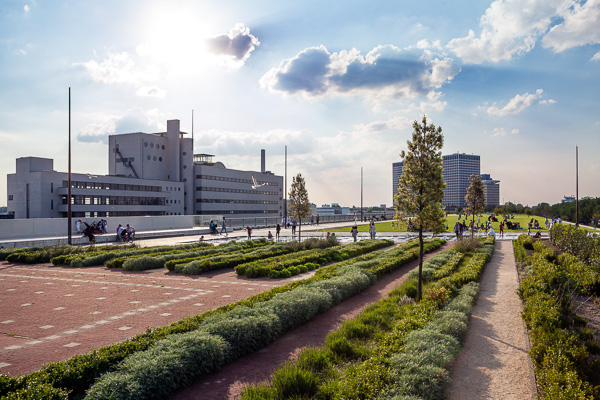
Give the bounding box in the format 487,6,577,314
7,119,283,220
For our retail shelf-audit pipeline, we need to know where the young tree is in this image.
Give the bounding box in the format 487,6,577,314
464,174,486,237
288,173,311,240
394,116,445,302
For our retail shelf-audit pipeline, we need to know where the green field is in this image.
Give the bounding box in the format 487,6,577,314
325,213,554,233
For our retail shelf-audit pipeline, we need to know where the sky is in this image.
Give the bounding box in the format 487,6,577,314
1,0,599,209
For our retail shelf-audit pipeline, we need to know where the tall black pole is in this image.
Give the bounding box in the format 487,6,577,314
284,145,287,228
67,87,72,245
360,167,363,222
576,145,579,227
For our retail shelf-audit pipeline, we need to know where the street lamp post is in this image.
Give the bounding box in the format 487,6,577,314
67,87,72,245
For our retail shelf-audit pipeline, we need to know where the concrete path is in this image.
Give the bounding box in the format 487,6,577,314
447,240,536,400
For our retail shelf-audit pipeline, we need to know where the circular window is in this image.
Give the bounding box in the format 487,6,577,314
150,143,154,148
183,165,187,169
153,156,157,161
162,145,165,150
144,142,148,147
183,178,187,182
183,151,187,156
147,155,151,160
159,157,162,162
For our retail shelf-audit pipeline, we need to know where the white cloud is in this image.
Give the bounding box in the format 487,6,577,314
593,51,600,61
206,23,260,67
24,5,30,13
511,128,520,134
77,109,165,144
447,0,566,63
539,98,557,104
261,44,460,100
487,89,544,115
76,52,160,86
542,0,600,52
75,52,164,97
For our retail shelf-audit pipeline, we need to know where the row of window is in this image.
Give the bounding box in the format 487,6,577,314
196,174,279,186
64,181,163,192
195,209,279,215
196,187,279,196
61,196,167,206
196,199,279,205
62,211,169,218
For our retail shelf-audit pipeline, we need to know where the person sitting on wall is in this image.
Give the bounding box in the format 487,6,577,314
116,224,126,242
126,224,135,241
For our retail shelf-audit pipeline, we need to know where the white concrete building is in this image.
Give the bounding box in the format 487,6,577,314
6,119,283,220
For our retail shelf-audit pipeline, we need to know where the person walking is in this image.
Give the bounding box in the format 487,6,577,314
292,219,297,235
499,221,504,238
220,217,227,236
351,225,358,242
369,222,376,239
454,221,460,240
316,215,320,225
311,215,314,225
276,223,281,241
246,226,252,240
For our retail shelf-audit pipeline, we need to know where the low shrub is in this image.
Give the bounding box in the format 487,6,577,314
452,237,481,253
550,224,600,268
518,239,597,399
84,331,229,400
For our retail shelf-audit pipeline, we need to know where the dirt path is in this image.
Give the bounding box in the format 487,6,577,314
447,240,536,400
170,242,454,400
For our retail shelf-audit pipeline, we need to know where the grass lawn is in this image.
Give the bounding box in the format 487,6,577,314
325,213,553,233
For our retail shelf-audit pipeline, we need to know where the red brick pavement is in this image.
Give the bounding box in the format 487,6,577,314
0,261,286,376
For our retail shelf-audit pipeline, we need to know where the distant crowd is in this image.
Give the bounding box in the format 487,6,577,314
76,219,135,243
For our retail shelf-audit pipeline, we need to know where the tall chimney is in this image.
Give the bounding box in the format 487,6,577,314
261,149,266,173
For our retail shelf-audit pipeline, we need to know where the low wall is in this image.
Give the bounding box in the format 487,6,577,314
0,215,221,241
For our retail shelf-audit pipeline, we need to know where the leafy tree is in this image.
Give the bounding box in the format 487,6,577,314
288,173,311,240
394,116,445,301
464,174,486,237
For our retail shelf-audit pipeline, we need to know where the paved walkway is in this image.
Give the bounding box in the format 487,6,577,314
447,240,536,400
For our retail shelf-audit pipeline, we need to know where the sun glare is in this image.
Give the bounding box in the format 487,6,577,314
139,4,218,78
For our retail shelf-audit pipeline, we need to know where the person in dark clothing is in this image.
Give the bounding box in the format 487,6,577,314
83,222,95,244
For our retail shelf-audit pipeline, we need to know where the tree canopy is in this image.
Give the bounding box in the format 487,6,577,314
394,116,445,301
465,174,486,236
288,173,311,238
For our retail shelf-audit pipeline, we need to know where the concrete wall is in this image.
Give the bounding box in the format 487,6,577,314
0,214,221,241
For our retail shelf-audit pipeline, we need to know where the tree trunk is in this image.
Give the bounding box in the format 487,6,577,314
418,226,423,302
299,218,301,241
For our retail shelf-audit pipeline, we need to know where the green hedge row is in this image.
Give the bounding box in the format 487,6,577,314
113,239,267,271
235,239,394,278
550,224,600,268
166,237,339,274
81,240,441,400
0,238,441,400
517,239,599,399
6,245,122,264
51,242,215,267
241,239,493,399
380,282,480,400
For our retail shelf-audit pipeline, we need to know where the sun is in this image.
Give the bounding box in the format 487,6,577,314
137,3,219,78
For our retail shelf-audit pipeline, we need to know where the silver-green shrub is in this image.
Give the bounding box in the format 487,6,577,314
84,331,228,400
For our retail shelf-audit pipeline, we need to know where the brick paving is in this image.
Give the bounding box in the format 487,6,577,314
0,260,288,376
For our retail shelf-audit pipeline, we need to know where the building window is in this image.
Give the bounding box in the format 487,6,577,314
147,155,151,160
162,145,165,150
51,199,54,210
51,182,54,193
150,143,154,148
144,142,148,147
159,157,162,162
8,194,13,201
